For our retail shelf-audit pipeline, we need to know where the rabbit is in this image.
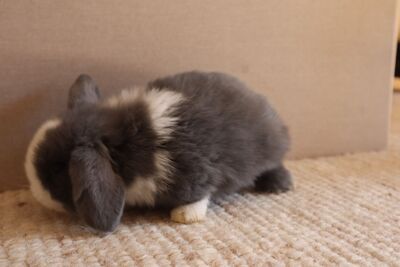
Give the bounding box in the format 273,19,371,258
25,71,292,233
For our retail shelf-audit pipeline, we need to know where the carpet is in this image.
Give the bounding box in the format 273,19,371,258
1,97,399,266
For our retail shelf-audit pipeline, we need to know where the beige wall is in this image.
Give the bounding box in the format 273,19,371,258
0,0,397,191
398,0,400,39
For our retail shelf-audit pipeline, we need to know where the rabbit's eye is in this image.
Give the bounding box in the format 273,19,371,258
101,136,110,145
51,163,66,174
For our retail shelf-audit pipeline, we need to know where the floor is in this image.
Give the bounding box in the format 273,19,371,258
0,95,399,266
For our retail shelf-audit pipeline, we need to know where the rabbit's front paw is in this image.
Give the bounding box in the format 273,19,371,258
170,196,209,224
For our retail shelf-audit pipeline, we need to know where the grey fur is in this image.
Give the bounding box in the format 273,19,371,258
149,72,291,205
68,74,100,109
29,71,292,232
69,145,125,232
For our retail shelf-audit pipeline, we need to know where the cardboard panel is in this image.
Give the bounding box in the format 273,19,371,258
0,0,397,190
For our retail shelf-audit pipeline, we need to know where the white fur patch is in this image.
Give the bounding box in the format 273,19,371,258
106,87,183,207
125,150,173,206
125,177,157,206
24,119,66,212
105,87,184,142
145,89,183,141
170,196,210,224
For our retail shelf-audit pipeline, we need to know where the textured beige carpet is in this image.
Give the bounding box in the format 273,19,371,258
1,97,400,266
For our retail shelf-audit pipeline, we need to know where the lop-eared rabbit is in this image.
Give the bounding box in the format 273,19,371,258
25,71,292,233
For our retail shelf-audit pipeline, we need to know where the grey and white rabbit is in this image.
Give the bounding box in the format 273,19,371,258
25,71,292,232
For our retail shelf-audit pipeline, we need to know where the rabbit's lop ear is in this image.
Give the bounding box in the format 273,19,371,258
68,74,100,109
69,145,125,232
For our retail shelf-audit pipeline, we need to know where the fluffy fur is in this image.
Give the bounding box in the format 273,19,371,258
25,119,66,212
25,71,292,232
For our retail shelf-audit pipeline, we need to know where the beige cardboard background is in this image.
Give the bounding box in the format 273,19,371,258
0,0,397,191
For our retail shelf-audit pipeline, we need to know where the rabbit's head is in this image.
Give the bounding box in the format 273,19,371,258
25,75,125,233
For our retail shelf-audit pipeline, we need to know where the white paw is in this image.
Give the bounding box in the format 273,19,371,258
170,196,209,224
